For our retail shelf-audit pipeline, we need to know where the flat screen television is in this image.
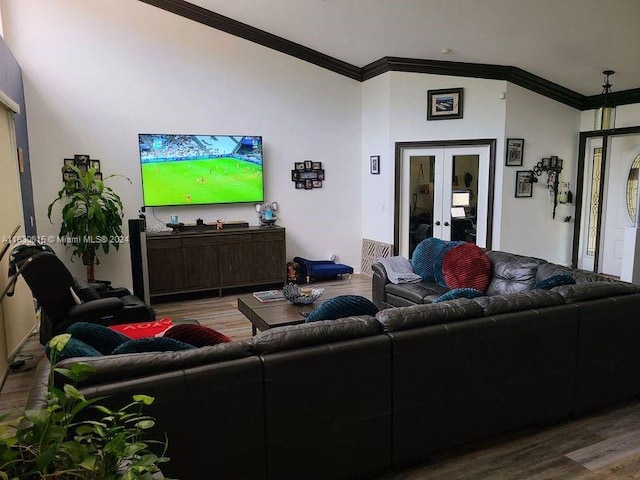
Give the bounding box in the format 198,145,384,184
138,134,264,207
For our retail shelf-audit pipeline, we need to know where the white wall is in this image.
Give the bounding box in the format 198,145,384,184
2,0,363,287
503,84,580,264
362,72,508,247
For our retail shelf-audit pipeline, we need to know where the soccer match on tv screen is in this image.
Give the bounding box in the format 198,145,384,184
138,134,264,207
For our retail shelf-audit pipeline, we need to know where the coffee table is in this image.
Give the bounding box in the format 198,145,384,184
237,293,326,335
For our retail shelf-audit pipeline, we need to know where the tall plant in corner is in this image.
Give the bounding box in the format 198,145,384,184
48,165,130,282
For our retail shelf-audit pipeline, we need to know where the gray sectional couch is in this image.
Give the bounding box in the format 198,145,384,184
26,250,640,479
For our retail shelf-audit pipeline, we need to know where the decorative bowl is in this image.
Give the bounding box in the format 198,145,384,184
282,283,325,305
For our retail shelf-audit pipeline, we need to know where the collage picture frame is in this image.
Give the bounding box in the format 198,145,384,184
291,160,324,190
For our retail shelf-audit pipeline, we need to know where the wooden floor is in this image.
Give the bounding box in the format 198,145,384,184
2,274,640,479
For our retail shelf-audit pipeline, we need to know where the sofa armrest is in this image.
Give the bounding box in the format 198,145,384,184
371,262,391,310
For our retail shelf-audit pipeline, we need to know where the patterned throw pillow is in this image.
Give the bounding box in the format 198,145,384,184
45,337,102,361
111,337,195,355
534,274,576,290
305,295,379,323
441,243,492,292
161,324,232,347
67,322,130,354
432,287,484,303
433,241,465,287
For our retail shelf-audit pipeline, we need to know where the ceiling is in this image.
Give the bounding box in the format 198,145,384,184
177,0,640,97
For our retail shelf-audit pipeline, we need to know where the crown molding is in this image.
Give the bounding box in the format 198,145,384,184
139,0,639,111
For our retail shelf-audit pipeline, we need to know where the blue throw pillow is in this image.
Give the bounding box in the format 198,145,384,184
45,337,102,361
67,322,130,355
411,238,445,281
305,295,379,323
111,337,195,355
433,241,464,287
534,274,576,290
432,287,484,303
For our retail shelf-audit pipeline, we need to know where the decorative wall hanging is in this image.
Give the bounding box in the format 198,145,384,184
370,155,380,174
506,138,524,166
528,156,564,218
427,87,464,120
291,161,324,189
62,154,101,191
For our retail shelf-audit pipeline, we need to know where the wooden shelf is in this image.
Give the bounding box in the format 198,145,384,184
146,226,286,298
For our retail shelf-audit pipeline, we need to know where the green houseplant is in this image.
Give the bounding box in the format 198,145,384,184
0,334,170,479
48,166,130,282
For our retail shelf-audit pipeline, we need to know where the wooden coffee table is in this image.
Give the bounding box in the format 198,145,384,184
237,293,326,335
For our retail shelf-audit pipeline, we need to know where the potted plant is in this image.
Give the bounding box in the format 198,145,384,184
48,165,130,282
0,334,170,479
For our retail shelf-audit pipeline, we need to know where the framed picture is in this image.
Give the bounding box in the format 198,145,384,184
370,155,380,175
295,181,305,189
305,179,313,189
295,162,305,171
74,154,89,164
427,87,464,120
515,170,533,198
93,172,103,182
304,160,312,170
312,161,322,170
90,159,101,171
62,171,78,183
312,180,322,188
291,170,299,181
506,138,525,166
317,169,325,180
63,158,75,168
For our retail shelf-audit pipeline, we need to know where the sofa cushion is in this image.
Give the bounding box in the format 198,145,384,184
252,316,382,354
111,337,195,354
45,337,102,361
58,342,253,386
161,324,232,347
535,262,611,284
442,243,492,292
385,281,450,304
485,251,547,295
553,281,640,303
375,298,484,332
433,287,484,303
67,322,129,354
534,274,576,290
305,295,379,323
472,290,564,315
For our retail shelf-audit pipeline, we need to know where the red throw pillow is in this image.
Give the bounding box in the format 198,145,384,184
442,243,492,292
162,324,232,347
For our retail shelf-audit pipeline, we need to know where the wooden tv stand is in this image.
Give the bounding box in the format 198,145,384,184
146,226,285,298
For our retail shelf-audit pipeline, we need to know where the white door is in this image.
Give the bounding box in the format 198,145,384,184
400,145,491,258
600,135,640,276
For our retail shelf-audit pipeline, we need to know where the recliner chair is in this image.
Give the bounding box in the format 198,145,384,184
15,250,155,345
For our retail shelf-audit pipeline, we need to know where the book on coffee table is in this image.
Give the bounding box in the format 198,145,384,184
253,289,286,303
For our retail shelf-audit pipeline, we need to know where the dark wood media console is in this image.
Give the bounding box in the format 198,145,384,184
146,226,286,298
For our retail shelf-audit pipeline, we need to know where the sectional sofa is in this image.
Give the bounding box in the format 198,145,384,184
25,250,640,480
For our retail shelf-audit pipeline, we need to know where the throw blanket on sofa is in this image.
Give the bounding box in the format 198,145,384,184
378,256,422,284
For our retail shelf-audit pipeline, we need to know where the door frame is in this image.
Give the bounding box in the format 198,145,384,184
573,125,640,271
394,139,496,255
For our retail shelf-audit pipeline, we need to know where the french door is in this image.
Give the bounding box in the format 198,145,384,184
397,143,492,258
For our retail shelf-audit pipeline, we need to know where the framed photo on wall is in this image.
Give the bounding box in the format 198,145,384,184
370,155,380,174
427,87,464,120
515,170,533,198
506,138,525,166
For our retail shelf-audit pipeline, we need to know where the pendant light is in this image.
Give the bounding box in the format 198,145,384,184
594,70,616,130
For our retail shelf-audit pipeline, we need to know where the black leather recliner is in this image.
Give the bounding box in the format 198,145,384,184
15,250,155,345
